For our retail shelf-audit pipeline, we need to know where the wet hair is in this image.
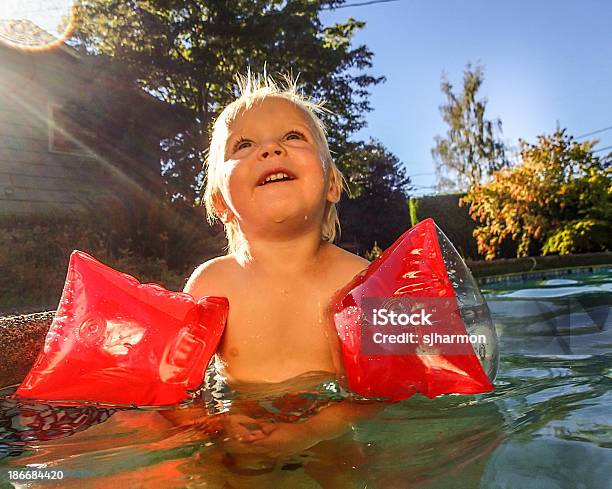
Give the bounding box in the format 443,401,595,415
202,69,346,256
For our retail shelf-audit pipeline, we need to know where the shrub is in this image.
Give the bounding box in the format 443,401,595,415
462,129,611,259
0,202,225,313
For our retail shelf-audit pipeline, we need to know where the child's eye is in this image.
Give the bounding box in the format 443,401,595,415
233,138,252,152
231,131,306,154
287,131,306,139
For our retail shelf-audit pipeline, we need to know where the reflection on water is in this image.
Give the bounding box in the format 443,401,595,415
1,268,611,488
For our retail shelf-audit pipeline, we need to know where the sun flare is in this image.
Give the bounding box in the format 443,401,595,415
0,0,75,52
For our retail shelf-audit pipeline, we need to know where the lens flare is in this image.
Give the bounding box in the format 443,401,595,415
0,0,75,52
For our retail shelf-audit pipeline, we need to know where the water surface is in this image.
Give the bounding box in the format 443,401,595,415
1,268,610,488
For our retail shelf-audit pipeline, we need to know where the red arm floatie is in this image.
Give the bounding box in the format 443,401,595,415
331,218,499,402
12,251,228,407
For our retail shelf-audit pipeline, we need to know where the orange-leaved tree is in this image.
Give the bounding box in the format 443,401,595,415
461,129,611,260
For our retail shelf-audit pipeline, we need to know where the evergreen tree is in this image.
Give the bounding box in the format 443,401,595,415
338,140,412,255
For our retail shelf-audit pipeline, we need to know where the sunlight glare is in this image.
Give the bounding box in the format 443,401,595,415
0,0,75,51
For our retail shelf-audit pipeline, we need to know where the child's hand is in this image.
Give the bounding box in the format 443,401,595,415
214,414,280,455
248,421,321,457
220,414,274,443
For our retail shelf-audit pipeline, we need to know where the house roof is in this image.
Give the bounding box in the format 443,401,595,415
0,21,190,137
0,18,78,57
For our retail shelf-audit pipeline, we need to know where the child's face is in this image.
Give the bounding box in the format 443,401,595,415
217,97,339,236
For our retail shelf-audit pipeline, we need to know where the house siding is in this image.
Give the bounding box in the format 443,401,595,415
1,33,187,219
0,45,133,216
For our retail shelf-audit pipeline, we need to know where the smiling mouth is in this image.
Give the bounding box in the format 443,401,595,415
258,171,296,186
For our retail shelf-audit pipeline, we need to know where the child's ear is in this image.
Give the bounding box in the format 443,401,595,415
212,193,235,223
326,171,342,204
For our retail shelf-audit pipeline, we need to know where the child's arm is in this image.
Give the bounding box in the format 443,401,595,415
160,259,271,443
300,399,384,441
159,407,269,441
249,400,385,456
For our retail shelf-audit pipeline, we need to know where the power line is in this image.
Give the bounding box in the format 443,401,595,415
410,184,437,189
593,145,612,154
408,172,436,177
322,0,401,10
576,125,612,139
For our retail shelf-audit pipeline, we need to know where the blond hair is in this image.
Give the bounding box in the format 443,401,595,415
202,70,346,255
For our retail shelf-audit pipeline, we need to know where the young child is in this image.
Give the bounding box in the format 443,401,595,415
162,72,381,465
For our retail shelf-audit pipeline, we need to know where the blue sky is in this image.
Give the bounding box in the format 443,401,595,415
3,0,609,196
321,0,612,194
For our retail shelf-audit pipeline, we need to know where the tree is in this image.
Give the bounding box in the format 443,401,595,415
462,129,611,259
432,63,508,192
338,140,412,255
71,0,385,203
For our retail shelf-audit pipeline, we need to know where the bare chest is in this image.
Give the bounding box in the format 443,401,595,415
217,277,338,381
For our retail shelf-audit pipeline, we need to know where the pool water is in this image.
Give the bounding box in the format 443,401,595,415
1,268,611,488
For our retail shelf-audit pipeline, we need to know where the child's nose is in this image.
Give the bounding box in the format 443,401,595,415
259,140,285,159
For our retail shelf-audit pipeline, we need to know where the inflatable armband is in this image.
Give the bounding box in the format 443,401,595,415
13,251,228,407
332,218,499,401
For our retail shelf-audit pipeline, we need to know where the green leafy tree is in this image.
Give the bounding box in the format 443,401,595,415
71,0,384,203
462,129,611,259
338,140,412,255
432,63,508,192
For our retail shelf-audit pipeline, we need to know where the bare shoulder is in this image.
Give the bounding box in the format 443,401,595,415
184,254,239,298
324,243,370,281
